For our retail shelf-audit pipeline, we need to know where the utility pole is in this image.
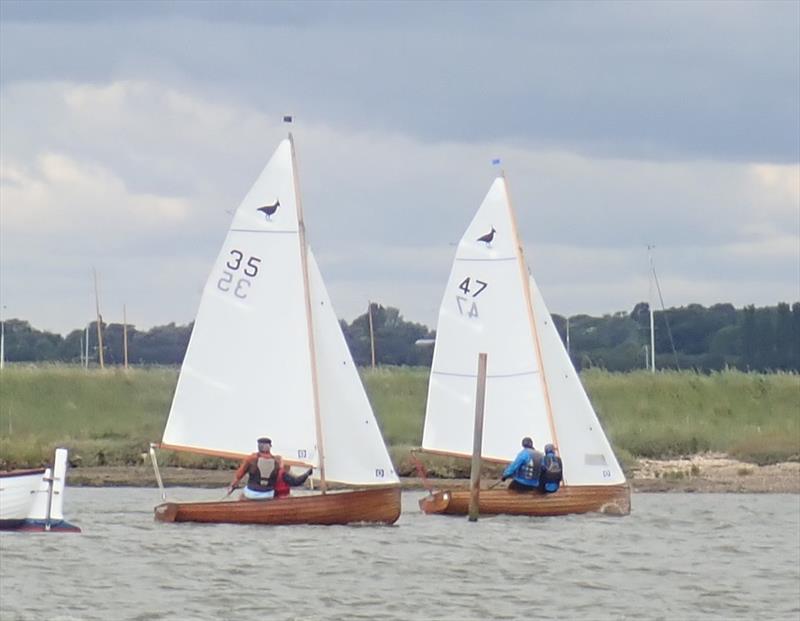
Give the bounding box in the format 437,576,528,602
123,304,129,370
93,268,105,369
368,301,376,369
0,305,6,371
647,245,656,373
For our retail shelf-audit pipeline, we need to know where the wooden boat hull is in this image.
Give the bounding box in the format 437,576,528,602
419,484,630,517
155,486,401,525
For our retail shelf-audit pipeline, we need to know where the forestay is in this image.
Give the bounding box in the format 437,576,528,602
162,139,319,466
423,175,624,487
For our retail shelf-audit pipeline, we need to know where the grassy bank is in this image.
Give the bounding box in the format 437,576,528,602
1,365,798,471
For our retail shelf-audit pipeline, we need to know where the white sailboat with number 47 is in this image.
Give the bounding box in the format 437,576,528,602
419,173,630,517
152,134,400,526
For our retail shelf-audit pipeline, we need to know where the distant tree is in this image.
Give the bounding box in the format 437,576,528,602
792,303,800,371
343,304,434,367
741,305,757,370
1,320,63,362
130,323,192,364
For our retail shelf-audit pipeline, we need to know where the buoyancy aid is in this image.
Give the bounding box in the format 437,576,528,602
541,453,563,491
274,466,290,498
542,453,563,482
519,448,543,483
245,453,278,492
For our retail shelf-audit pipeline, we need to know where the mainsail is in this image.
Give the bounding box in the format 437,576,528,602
422,175,624,486
162,138,397,486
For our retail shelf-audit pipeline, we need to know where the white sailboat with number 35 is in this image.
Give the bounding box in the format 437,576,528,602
152,134,400,526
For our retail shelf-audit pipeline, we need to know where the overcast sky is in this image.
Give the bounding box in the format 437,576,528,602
1,0,798,336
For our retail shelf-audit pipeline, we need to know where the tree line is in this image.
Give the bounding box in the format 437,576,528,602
1,302,798,373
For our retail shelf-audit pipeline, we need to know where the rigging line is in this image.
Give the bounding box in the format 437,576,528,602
229,229,297,234
651,263,680,370
431,369,539,379
455,256,517,262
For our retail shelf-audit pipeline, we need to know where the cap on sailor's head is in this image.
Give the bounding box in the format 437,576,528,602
257,437,272,445
544,443,555,453
522,437,533,448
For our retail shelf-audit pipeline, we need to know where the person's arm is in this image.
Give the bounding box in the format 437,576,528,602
229,456,251,492
502,452,525,480
284,468,313,486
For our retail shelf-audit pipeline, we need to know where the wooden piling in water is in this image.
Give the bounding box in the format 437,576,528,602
468,352,488,522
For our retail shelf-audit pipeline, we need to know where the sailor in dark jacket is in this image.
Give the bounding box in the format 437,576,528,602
540,443,564,493
502,437,544,491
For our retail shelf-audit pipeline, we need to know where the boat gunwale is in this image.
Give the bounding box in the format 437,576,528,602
0,468,47,479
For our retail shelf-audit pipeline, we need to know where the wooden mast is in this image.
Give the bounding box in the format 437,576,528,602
368,301,376,368
502,173,561,458
123,304,129,370
290,132,327,493
93,268,105,369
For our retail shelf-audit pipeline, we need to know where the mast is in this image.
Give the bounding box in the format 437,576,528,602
123,304,129,371
93,268,105,369
648,245,656,373
289,132,327,493
368,301,376,369
503,173,560,453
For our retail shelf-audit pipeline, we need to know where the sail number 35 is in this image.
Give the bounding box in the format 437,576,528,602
455,277,488,319
217,249,262,299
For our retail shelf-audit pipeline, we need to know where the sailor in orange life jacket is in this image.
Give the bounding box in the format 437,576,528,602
228,437,281,500
274,462,314,498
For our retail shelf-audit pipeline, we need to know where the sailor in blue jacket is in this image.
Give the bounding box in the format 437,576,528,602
502,437,544,492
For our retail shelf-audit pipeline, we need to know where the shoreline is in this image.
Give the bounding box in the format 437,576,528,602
65,455,800,493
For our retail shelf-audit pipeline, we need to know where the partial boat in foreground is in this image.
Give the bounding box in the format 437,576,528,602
419,173,630,517
152,133,400,526
0,448,81,532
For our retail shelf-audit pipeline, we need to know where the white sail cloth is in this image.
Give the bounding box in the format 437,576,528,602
162,138,397,486
422,176,625,486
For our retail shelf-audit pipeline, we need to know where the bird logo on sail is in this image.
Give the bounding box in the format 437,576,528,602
257,200,280,220
477,226,496,246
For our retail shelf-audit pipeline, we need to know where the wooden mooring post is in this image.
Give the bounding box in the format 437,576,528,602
468,352,488,522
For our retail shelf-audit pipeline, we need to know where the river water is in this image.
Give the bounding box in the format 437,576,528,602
1,489,798,621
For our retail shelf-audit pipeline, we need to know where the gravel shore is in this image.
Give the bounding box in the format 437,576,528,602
66,455,799,493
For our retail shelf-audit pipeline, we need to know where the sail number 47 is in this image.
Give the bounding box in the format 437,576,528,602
455,277,487,319
217,249,262,299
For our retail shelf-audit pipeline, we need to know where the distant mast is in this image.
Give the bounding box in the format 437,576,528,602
0,304,5,371
123,304,129,370
93,268,105,369
647,245,656,373
368,301,376,369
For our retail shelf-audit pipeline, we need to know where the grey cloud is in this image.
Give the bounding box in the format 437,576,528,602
2,1,797,163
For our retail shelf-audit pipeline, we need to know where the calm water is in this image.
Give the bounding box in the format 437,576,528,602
1,489,798,621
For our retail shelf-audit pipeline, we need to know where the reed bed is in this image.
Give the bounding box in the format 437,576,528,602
1,364,797,470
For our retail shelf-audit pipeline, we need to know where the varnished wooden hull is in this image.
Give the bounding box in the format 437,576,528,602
155,487,401,525
419,484,630,517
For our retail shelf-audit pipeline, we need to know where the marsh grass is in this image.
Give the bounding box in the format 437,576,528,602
1,364,798,469
0,365,176,468
585,369,800,464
